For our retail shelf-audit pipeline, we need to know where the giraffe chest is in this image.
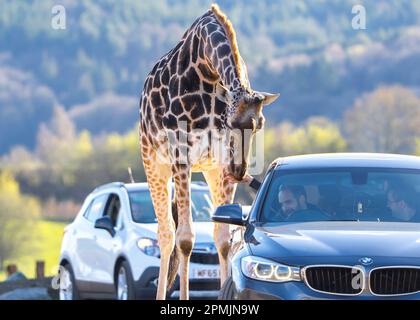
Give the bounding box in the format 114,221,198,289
186,128,230,171
144,125,228,170
191,160,220,172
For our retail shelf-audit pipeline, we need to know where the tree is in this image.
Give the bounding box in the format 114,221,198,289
0,66,56,153
344,86,420,153
0,170,40,270
416,138,420,156
36,105,77,164
265,116,347,163
231,117,348,206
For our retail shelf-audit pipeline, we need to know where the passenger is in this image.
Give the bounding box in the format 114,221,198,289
387,185,419,222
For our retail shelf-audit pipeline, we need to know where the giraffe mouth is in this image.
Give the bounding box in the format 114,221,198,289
224,172,243,183
225,122,233,130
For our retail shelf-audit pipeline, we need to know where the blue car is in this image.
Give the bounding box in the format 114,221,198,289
214,153,420,300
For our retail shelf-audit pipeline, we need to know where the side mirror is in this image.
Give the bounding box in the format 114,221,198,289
94,216,116,237
212,203,247,226
242,205,252,219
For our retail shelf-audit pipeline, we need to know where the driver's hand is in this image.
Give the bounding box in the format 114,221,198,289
242,174,253,184
225,173,253,184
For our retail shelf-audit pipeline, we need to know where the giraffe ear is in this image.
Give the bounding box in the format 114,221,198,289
256,92,280,106
216,83,233,102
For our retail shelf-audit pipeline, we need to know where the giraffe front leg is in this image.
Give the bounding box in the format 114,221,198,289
214,222,231,286
142,151,174,300
203,169,237,287
173,165,195,300
150,175,174,300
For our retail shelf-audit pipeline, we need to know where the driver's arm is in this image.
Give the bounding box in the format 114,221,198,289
226,173,262,191
243,174,262,191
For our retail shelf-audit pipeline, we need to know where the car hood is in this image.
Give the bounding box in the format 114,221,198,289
134,221,215,243
249,221,420,266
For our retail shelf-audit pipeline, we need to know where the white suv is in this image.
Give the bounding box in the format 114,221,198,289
58,181,220,300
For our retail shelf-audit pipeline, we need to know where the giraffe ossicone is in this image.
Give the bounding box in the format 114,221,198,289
139,3,279,300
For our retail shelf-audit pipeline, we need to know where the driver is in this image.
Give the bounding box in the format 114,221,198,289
277,184,323,220
278,185,315,219
110,202,120,226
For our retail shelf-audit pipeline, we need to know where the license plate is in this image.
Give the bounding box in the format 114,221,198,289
190,267,220,279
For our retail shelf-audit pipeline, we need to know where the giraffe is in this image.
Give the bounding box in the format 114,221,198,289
139,4,279,300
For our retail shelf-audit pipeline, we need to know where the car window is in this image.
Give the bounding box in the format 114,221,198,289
103,193,122,228
260,168,420,223
127,190,155,223
191,191,213,222
84,194,108,223
128,189,213,223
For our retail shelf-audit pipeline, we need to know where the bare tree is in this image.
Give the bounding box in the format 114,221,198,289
344,86,420,154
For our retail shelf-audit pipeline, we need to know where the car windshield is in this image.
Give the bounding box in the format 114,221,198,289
260,168,420,223
129,189,213,223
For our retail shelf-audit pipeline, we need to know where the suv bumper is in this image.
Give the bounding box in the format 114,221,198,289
135,266,220,299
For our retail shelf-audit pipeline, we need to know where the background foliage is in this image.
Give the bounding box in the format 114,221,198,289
1,0,420,277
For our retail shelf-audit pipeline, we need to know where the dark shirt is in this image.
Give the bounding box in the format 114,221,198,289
386,211,420,222
249,178,261,191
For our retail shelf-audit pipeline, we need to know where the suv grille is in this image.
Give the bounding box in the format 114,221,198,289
189,280,220,291
190,252,219,265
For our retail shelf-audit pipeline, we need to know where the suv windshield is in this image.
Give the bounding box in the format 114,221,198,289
260,168,420,223
129,189,213,223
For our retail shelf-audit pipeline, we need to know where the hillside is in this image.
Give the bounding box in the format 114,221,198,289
1,0,420,153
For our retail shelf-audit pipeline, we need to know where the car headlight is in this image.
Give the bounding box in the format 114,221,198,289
137,238,160,257
241,256,301,282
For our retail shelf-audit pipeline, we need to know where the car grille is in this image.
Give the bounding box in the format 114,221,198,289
370,267,420,295
190,252,219,265
304,266,363,295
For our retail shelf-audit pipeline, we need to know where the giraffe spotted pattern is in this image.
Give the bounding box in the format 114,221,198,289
139,4,279,300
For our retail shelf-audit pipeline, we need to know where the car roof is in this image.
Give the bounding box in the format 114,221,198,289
93,181,209,194
124,181,209,192
273,153,420,170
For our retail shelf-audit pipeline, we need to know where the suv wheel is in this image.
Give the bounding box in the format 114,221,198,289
115,261,135,300
59,263,80,300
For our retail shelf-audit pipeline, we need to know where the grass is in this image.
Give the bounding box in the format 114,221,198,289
0,218,70,281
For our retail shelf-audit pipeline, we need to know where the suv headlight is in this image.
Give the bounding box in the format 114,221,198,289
137,238,160,257
241,256,301,282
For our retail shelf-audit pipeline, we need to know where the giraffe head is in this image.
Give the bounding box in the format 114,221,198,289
218,84,280,181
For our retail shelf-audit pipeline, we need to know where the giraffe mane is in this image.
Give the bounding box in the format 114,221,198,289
210,4,243,85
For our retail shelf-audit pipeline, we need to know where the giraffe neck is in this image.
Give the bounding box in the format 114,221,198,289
201,11,249,94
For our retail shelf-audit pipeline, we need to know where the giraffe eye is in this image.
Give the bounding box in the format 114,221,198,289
254,95,264,104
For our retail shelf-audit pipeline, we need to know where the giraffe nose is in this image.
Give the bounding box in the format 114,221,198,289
230,119,240,129
231,118,258,131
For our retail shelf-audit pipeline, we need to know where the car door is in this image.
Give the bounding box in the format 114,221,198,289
73,193,109,286
89,192,124,287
